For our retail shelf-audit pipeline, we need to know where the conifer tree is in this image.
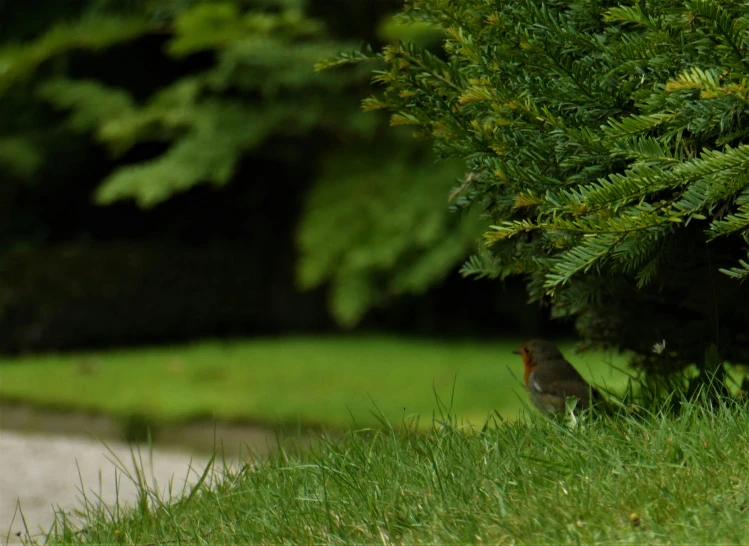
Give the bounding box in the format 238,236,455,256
322,0,749,391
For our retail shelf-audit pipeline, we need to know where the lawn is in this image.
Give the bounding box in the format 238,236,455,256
0,336,630,428
38,402,749,545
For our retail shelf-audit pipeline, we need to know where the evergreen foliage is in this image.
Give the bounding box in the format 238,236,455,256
298,138,484,325
323,0,749,383
29,0,374,207
0,0,483,331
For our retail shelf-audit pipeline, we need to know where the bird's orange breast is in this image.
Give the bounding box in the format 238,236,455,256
522,358,536,388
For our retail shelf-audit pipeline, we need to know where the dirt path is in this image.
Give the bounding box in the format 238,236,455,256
0,430,216,545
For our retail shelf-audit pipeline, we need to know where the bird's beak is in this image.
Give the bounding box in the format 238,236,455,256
512,349,521,355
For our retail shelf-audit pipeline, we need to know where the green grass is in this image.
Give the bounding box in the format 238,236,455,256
0,336,630,428
36,402,749,545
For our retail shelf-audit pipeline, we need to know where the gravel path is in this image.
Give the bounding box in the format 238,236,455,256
1,430,216,545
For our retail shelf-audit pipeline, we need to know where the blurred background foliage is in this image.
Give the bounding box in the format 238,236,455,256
0,0,554,353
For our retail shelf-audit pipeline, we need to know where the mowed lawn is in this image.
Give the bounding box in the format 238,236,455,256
45,404,749,545
0,336,630,428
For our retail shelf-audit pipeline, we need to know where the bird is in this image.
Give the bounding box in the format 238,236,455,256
513,339,600,414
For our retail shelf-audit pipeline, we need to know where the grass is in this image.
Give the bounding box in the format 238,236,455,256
32,400,749,545
0,336,630,428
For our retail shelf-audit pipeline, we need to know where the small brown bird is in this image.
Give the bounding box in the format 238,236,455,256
513,339,599,414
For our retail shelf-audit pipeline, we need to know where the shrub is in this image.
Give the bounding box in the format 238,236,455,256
323,0,749,389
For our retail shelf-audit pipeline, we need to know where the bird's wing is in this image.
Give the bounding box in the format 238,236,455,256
545,379,594,406
529,367,594,406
